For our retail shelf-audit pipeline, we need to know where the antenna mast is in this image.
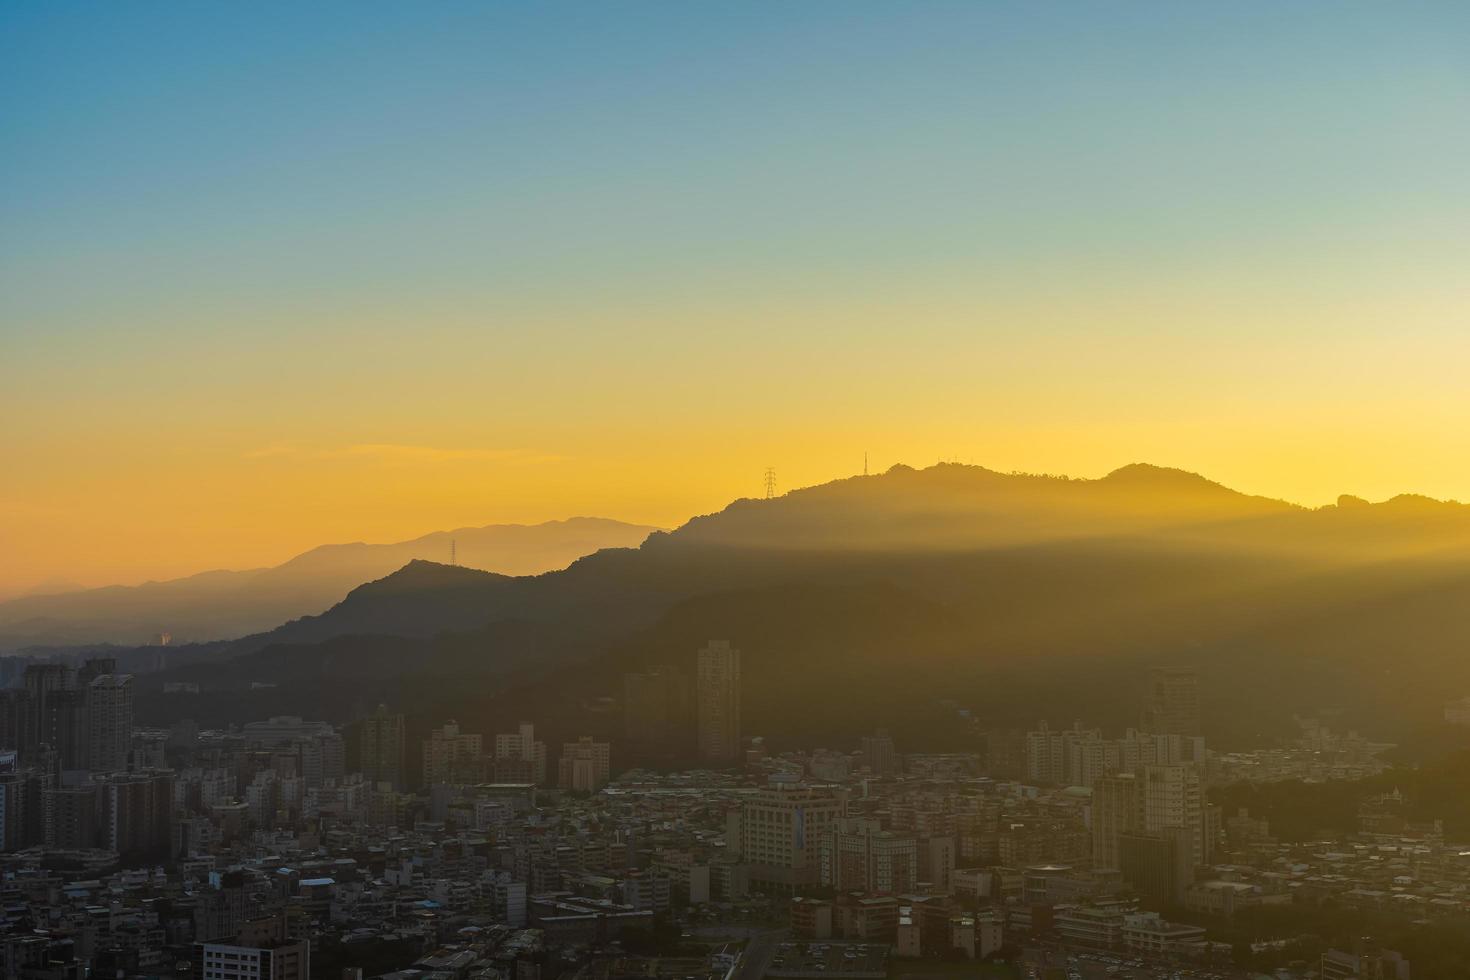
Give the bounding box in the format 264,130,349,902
450,538,457,566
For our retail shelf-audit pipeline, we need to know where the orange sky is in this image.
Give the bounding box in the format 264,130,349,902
5,3,1469,596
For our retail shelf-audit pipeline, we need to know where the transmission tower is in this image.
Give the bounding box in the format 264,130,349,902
763,467,777,499
450,538,457,566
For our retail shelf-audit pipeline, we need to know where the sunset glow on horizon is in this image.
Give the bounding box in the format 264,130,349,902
4,2,1470,594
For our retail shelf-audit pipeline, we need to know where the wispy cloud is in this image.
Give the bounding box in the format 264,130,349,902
245,442,566,465
327,443,567,465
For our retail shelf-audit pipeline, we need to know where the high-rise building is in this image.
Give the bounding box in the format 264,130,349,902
1092,772,1142,871
43,689,89,771
557,736,612,793
103,769,174,862
24,664,71,747
624,666,692,743
1144,666,1201,736
290,731,345,790
0,769,46,852
357,705,405,791
1142,763,1206,868
15,660,134,773
860,729,899,777
1094,762,1205,905
494,722,547,784
1118,831,1190,908
983,729,1028,779
696,641,742,762
44,783,100,850
726,780,846,893
0,690,37,763
85,674,133,773
820,817,918,893
421,721,483,788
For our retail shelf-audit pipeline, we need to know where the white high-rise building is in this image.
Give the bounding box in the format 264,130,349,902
726,780,846,892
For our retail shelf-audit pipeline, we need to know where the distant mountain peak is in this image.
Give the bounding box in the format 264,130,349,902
0,517,659,651
1101,463,1225,491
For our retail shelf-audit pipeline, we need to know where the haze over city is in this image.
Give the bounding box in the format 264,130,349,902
5,3,1470,979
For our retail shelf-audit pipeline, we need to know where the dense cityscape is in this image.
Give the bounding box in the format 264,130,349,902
9,2,1470,978
0,644,1449,979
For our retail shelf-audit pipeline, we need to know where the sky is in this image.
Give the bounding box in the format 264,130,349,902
3,2,1470,595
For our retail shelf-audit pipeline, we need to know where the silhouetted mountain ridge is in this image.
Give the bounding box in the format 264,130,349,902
0,517,658,650
131,462,1470,754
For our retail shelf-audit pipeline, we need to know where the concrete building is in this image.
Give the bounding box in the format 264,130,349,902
557,736,611,793
494,723,548,785
44,784,99,850
819,818,918,894
421,721,482,788
1320,943,1411,980
727,780,846,893
103,770,175,862
1121,911,1206,955
623,666,691,744
1095,763,1206,904
696,641,742,763
860,729,899,777
357,705,405,791
86,674,133,773
192,915,308,980
1144,666,1201,736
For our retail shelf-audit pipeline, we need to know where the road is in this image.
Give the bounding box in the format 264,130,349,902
732,929,784,980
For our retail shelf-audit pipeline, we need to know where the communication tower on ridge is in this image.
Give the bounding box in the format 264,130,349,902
450,539,457,566
763,467,777,499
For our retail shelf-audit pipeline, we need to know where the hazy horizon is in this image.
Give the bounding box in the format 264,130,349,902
8,7,1470,973
6,4,1470,589
4,455,1467,598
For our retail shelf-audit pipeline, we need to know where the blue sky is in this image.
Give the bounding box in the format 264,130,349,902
3,2,1470,589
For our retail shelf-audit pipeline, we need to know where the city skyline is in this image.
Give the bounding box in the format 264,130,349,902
7,3,1470,976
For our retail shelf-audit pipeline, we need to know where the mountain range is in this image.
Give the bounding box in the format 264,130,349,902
0,517,659,651
114,463,1470,762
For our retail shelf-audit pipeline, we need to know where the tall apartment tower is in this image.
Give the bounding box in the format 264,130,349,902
103,769,174,863
624,665,692,743
86,673,134,773
493,722,547,784
1144,666,1201,736
421,721,483,788
17,660,132,773
861,729,900,777
557,736,612,793
696,641,742,763
1095,763,1205,905
1091,771,1143,871
820,816,919,893
357,705,405,791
